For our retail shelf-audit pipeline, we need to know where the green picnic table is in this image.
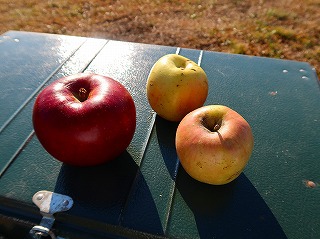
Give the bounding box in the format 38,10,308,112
0,31,319,239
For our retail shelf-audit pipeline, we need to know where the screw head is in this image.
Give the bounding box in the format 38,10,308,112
62,200,69,206
36,193,44,201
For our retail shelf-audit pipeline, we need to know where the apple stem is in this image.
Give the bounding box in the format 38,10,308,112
78,88,88,102
213,124,220,131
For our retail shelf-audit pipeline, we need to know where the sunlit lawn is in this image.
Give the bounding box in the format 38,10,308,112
1,0,319,76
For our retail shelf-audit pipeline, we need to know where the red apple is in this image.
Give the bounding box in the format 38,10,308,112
32,73,136,166
175,105,254,185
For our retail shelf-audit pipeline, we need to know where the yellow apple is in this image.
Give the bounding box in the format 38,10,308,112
146,54,208,122
175,105,254,185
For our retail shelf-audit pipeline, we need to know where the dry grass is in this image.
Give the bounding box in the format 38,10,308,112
1,0,319,77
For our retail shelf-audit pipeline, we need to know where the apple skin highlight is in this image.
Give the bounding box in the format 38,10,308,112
175,105,254,185
33,73,136,166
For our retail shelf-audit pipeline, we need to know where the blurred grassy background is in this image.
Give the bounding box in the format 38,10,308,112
1,0,319,77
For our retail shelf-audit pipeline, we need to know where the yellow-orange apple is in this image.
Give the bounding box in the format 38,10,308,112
175,105,254,185
146,54,208,122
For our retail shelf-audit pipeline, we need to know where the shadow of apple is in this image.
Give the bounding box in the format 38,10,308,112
176,169,287,239
155,115,287,239
155,115,180,180
54,151,138,224
54,150,164,237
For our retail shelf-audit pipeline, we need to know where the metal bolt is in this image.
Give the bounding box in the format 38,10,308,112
62,200,69,206
36,193,44,201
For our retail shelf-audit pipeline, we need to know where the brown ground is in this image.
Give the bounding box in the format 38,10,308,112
1,0,319,77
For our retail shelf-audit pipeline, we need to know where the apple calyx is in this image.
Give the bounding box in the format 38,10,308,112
76,87,89,102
